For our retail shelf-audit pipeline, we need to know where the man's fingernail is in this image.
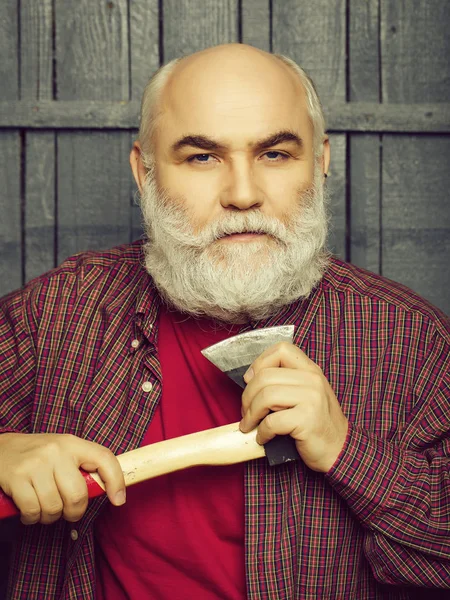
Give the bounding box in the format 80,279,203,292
244,367,254,382
114,490,126,505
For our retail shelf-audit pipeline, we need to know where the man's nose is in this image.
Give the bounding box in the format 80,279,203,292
220,161,263,210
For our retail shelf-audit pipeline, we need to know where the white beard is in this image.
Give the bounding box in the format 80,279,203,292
139,166,330,323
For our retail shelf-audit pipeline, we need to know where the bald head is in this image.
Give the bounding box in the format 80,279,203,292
138,43,326,164
165,43,302,98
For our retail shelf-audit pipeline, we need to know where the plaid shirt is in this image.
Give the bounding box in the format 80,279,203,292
1,241,449,600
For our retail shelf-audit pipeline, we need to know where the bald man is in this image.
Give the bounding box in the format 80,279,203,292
1,44,449,600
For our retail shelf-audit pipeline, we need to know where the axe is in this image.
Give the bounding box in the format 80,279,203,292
201,324,300,466
0,326,299,520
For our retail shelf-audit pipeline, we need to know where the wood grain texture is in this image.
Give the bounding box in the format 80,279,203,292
349,0,379,102
242,0,271,51
20,0,56,284
21,0,54,100
327,134,346,259
2,100,450,132
381,0,449,313
272,0,346,104
348,0,381,273
0,133,22,296
0,0,19,101
0,1,21,297
24,132,56,281
382,136,450,315
349,135,380,273
129,0,160,99
0,0,448,316
381,0,450,103
55,0,132,262
129,1,160,242
163,0,239,61
0,0,20,101
57,131,131,262
56,0,129,101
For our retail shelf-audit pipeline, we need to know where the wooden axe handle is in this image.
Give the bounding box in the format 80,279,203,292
0,422,265,520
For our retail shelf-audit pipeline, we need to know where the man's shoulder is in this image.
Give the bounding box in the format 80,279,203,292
1,240,148,314
52,239,144,277
29,239,145,288
322,256,449,329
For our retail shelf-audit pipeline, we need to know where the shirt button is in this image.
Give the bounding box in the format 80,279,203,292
131,339,140,349
142,381,153,393
70,529,78,541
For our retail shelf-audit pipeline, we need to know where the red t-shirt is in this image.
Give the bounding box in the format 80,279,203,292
95,304,246,599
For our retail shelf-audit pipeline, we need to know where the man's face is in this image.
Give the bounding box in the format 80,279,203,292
132,46,330,323
152,47,317,249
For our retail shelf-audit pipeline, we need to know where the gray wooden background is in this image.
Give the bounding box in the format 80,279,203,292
0,0,449,314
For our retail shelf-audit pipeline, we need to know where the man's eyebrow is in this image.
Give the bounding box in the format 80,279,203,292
170,130,304,154
171,135,227,153
253,130,304,152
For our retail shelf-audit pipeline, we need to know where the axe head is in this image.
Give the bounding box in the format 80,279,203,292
201,325,300,466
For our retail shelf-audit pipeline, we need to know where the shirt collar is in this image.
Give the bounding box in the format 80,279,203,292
134,270,161,346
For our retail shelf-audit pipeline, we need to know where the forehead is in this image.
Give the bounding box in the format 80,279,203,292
155,52,313,151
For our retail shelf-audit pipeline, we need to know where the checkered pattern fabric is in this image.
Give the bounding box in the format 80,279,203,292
1,240,449,599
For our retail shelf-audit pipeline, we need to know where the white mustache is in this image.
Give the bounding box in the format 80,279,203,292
140,167,330,322
145,175,317,251
190,212,290,247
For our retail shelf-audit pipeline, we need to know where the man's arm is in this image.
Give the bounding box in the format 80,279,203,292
0,284,126,524
326,340,450,587
241,331,450,588
0,286,38,435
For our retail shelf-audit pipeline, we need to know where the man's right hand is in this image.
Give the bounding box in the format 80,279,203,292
0,433,126,525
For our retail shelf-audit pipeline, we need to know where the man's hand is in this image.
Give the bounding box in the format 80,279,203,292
239,342,348,473
0,433,126,525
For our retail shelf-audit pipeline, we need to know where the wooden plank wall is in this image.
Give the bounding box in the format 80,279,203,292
0,0,449,314
381,0,450,312
0,1,448,594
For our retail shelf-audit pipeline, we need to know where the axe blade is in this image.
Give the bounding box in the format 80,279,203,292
201,326,300,466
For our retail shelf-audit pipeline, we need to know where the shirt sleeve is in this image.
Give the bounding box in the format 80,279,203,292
326,324,450,588
0,286,39,433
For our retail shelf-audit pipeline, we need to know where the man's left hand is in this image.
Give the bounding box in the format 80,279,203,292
239,342,348,473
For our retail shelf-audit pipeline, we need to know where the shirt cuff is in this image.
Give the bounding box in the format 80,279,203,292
325,422,403,523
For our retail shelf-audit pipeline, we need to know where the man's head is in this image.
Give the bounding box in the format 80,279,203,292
130,43,331,323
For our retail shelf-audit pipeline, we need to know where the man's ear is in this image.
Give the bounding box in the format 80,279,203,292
130,141,148,194
322,136,330,177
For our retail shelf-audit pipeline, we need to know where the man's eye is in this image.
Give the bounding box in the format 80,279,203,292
263,151,289,161
187,154,213,163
